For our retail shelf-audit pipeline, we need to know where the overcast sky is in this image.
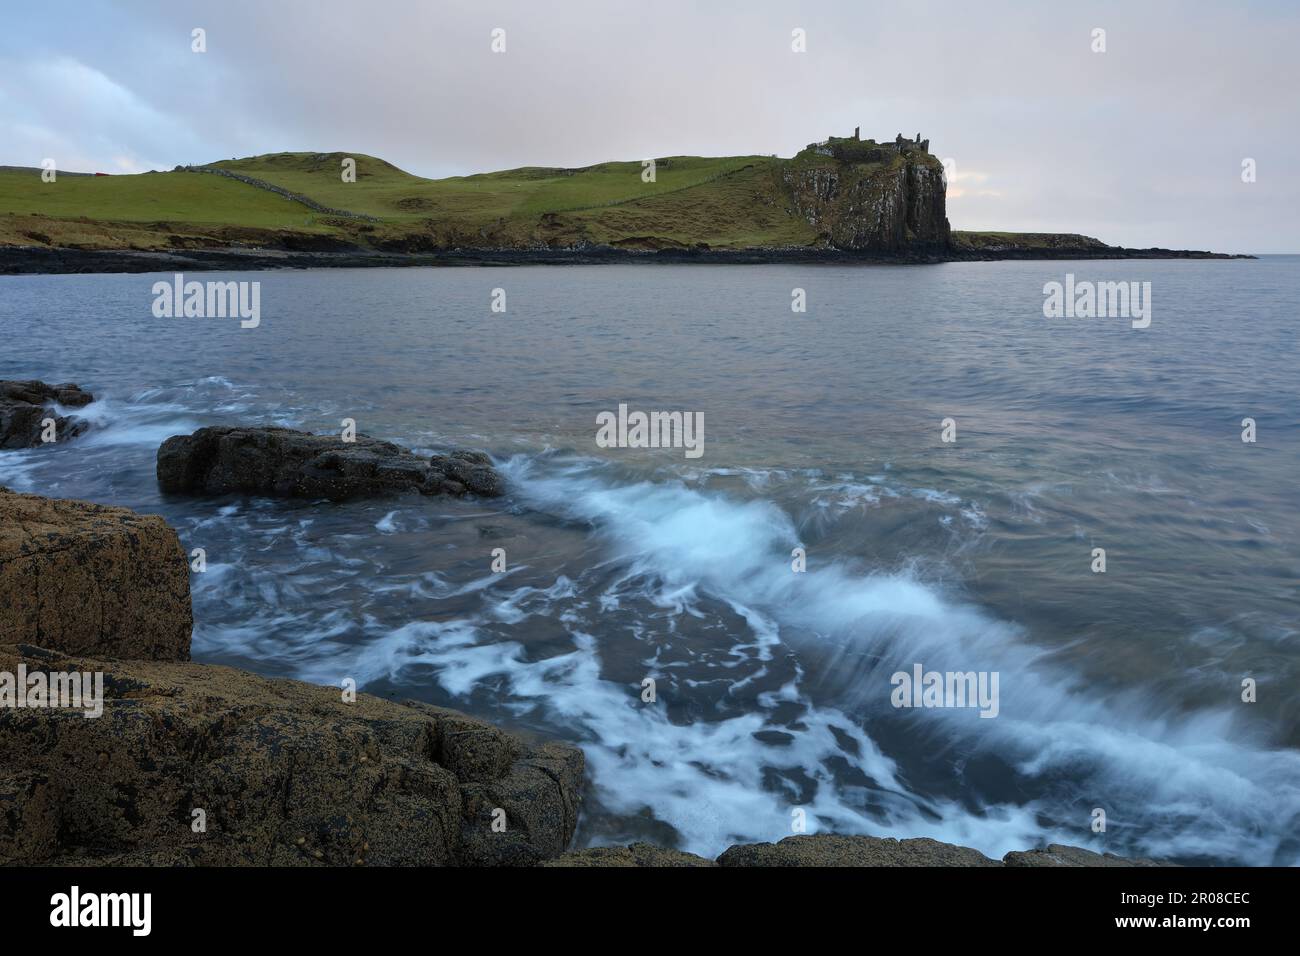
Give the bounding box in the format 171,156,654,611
2,0,1296,251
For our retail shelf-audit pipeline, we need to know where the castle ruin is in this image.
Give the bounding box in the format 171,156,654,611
807,130,931,162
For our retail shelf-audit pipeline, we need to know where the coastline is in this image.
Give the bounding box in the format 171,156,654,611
0,389,1177,868
0,481,1171,868
0,243,1256,276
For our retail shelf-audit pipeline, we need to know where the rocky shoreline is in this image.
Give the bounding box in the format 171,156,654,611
0,379,1171,867
0,380,95,448
0,243,1254,276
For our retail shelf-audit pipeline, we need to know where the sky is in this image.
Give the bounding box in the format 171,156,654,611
1,0,1296,252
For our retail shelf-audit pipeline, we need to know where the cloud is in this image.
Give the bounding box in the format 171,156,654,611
1,0,1296,250
0,55,210,172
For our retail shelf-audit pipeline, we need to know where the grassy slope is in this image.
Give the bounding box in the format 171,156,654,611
0,151,818,251
0,167,336,227
0,148,1103,254
213,152,772,219
0,166,338,250
951,230,1107,251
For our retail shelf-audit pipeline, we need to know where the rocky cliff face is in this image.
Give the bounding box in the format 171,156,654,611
780,147,950,253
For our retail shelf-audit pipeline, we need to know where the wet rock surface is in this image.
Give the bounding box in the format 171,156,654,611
0,643,583,866
541,843,717,867
0,492,580,866
0,488,192,661
0,380,94,449
717,834,1000,867
1002,843,1169,867
544,834,1172,867
156,425,503,500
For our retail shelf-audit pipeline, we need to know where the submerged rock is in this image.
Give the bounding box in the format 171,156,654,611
0,379,94,449
0,487,192,660
0,643,583,866
156,425,503,500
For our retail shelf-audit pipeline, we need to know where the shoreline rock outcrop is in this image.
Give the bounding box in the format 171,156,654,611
156,425,503,500
543,834,1171,868
0,642,582,866
0,488,191,660
0,380,94,449
781,138,950,253
0,489,581,866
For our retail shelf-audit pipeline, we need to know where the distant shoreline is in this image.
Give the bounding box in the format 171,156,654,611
0,244,1256,276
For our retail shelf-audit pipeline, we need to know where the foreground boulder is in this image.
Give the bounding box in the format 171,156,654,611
544,834,1172,867
0,379,94,448
157,426,503,500
1002,843,1167,867
717,834,999,867
0,487,192,660
0,643,583,866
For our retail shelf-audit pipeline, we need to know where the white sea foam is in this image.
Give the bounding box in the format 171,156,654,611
256,452,1300,864
490,455,1300,863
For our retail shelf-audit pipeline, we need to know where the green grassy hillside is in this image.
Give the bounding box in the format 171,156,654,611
0,167,333,228
0,150,814,251
213,151,773,222
1,141,1099,257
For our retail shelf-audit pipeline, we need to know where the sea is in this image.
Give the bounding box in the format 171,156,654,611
2,257,1297,865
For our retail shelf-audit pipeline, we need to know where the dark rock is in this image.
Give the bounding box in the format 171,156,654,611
156,426,503,500
717,833,1000,867
541,843,715,867
550,834,1171,867
0,644,584,866
455,739,585,866
1002,843,1171,867
430,450,504,497
0,487,192,660
0,380,94,449
782,141,950,253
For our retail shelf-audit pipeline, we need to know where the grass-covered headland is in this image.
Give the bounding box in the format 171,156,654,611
0,134,1248,270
